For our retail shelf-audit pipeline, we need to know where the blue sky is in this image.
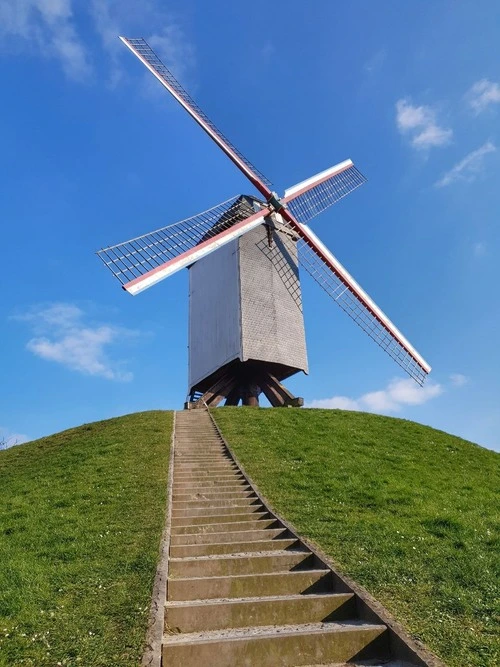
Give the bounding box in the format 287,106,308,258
1,1,499,451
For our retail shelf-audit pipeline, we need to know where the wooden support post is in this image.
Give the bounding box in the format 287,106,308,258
224,388,241,406
195,372,237,408
242,383,260,407
260,372,304,407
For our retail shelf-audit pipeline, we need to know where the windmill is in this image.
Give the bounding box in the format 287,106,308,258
97,38,431,408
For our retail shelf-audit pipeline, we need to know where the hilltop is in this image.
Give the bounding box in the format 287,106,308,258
0,412,172,667
0,408,498,666
213,408,499,667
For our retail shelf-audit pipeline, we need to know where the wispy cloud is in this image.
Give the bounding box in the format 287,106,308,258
148,25,195,83
13,303,136,381
0,1,194,86
308,377,443,413
0,427,29,450
435,141,496,188
449,373,469,387
0,0,90,80
396,98,452,150
259,41,275,63
466,79,500,114
90,0,195,88
364,49,386,75
473,241,486,258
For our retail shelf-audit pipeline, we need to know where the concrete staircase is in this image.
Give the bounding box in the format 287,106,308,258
157,410,439,666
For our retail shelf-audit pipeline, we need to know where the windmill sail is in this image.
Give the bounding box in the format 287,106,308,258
295,223,430,384
282,160,366,223
120,37,272,196
97,196,269,295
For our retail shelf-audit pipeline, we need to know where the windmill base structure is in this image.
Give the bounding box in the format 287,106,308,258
185,361,305,409
97,37,432,409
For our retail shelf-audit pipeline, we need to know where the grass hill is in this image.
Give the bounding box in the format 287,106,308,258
0,411,172,667
213,408,500,667
1,408,498,666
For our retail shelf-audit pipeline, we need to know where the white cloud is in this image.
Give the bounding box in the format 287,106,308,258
411,124,453,149
148,25,195,83
89,0,195,88
466,79,500,114
309,396,360,410
0,427,29,449
0,1,194,86
449,373,469,387
396,98,452,150
308,377,443,414
435,141,496,187
14,303,135,381
0,0,90,80
396,100,433,131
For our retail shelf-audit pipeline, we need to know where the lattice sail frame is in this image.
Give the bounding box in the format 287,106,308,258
120,38,272,191
283,160,366,223
291,222,430,385
97,196,265,293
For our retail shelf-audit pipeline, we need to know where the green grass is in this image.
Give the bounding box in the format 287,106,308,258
213,407,500,667
0,410,172,667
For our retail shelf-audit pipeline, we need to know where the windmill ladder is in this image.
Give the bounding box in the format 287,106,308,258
144,409,443,667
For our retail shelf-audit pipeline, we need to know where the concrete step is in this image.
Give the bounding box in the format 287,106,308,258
168,569,333,601
173,481,251,489
171,505,266,518
173,478,245,486
172,481,252,493
173,471,244,480
171,527,290,546
175,464,238,472
175,441,226,445
175,456,231,462
165,592,356,633
171,498,262,510
175,463,239,467
175,461,239,474
170,538,302,558
175,446,225,450
173,479,245,487
176,445,224,448
175,457,234,463
175,459,232,465
173,479,246,487
176,458,228,462
175,441,224,445
172,490,257,501
172,518,280,535
175,448,229,454
175,471,242,477
169,551,315,578
171,511,270,527
163,622,389,667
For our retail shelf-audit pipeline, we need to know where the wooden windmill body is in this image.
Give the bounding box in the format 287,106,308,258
188,198,308,407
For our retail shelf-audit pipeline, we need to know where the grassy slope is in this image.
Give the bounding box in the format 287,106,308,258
213,407,499,667
0,411,172,667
